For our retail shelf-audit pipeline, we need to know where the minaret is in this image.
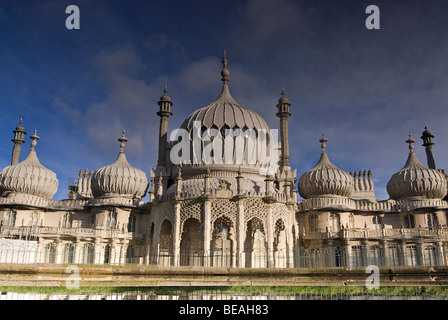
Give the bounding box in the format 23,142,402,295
276,89,292,167
11,118,26,165
421,126,436,169
156,85,173,168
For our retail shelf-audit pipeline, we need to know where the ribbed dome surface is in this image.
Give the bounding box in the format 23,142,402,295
180,84,270,133
298,152,354,199
387,151,447,200
0,148,59,200
91,152,149,199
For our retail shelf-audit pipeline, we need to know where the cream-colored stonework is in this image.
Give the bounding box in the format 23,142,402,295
1,53,447,268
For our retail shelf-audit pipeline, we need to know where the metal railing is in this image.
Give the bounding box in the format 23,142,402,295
0,243,446,268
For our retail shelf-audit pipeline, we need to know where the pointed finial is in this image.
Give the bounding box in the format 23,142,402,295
118,129,128,153
221,49,230,84
278,88,290,105
406,133,415,152
30,129,40,150
320,133,328,154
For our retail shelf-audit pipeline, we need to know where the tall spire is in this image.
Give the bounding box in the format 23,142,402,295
276,88,292,168
156,85,173,169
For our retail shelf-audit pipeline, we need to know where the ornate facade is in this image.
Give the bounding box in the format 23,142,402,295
1,53,447,268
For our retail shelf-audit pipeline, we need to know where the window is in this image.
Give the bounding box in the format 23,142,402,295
28,212,39,227
82,243,94,264
403,214,415,228
128,213,137,233
61,212,72,228
388,246,401,266
370,245,383,266
308,214,318,232
329,213,340,232
4,210,16,227
427,213,438,230
104,244,111,264
424,246,438,266
43,243,56,263
106,210,117,229
406,245,420,266
351,245,367,267
372,215,382,229
63,244,75,263
349,213,355,229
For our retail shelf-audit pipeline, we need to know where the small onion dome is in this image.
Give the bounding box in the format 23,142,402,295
159,85,171,103
0,130,58,199
278,89,290,105
14,118,26,133
387,134,447,200
91,130,149,199
298,134,354,199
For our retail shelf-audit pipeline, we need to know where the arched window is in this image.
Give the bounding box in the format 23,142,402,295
349,213,355,229
63,243,75,263
4,210,16,227
82,243,94,264
128,213,137,233
61,212,72,228
29,212,39,227
104,244,111,264
106,210,117,229
372,215,382,229
309,214,319,232
427,213,438,230
404,214,415,229
329,213,340,232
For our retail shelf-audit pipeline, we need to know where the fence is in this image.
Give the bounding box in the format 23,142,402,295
1,290,447,300
0,241,446,268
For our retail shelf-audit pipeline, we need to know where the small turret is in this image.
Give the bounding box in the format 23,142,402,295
421,126,436,169
11,118,26,165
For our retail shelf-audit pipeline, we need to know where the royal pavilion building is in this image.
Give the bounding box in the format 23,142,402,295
0,53,447,268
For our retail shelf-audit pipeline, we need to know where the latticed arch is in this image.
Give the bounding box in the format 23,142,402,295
180,200,202,231
210,199,236,228
244,198,267,223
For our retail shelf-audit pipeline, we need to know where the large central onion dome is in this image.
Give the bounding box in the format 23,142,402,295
298,134,354,199
387,134,447,200
173,51,273,173
0,130,59,200
91,130,149,199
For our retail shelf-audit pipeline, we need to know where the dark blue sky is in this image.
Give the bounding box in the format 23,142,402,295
0,0,447,200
